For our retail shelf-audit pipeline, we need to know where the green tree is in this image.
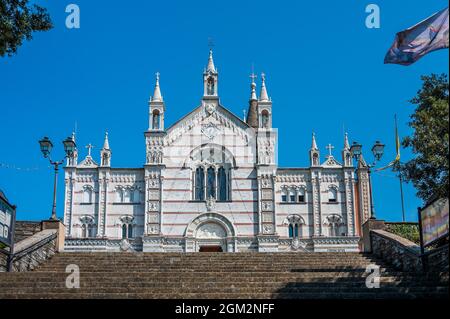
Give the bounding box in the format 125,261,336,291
0,0,52,57
401,73,449,202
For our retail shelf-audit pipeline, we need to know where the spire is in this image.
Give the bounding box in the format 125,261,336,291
311,132,318,150
259,73,270,102
343,132,350,150
250,72,257,101
246,71,259,128
206,49,216,73
100,132,112,167
151,72,163,102
102,131,110,150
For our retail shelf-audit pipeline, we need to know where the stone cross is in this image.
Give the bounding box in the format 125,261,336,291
326,143,334,156
249,72,257,83
86,143,94,157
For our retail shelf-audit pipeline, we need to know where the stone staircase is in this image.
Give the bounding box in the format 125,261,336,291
0,252,448,299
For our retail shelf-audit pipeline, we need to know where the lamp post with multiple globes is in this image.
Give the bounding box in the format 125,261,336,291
350,140,385,220
38,136,76,220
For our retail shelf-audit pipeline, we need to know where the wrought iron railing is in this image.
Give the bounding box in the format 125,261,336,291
6,231,58,272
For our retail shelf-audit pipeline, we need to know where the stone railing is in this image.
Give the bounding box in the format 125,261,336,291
8,229,58,272
0,220,65,272
371,229,422,272
363,219,449,272
14,221,43,243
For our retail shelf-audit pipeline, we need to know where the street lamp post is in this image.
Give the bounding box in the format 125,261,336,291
350,140,385,220
39,136,76,220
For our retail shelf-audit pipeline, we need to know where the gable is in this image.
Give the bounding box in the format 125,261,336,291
165,103,253,147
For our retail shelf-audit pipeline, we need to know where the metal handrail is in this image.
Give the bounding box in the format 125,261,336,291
9,232,58,265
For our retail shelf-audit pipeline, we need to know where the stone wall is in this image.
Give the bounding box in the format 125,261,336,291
0,229,58,272
371,229,422,272
10,231,57,272
366,220,448,273
0,249,7,272
425,244,449,272
14,221,42,243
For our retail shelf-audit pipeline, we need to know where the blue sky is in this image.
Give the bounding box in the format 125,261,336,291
0,0,448,222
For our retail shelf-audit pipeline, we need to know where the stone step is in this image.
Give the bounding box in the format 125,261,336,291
0,280,446,289
1,252,447,299
0,291,448,300
0,285,448,294
1,270,444,279
35,266,387,272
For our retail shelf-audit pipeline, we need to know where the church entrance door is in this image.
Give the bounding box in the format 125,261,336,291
199,246,223,252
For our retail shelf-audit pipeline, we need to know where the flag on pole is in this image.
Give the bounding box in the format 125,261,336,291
376,116,401,171
384,7,449,66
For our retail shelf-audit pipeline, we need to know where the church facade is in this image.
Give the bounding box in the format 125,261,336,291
63,51,373,253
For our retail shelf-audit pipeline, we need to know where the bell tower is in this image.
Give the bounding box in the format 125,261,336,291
149,72,165,131
258,73,272,129
203,50,218,99
310,133,320,167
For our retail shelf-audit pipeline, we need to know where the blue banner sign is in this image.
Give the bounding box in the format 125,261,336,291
0,196,15,248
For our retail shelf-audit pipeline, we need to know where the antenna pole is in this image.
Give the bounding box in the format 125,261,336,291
395,114,406,222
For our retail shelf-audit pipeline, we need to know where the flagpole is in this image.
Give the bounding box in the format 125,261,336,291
395,114,406,221
399,166,406,222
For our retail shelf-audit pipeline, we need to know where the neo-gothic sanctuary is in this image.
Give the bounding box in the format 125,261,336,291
63,51,374,252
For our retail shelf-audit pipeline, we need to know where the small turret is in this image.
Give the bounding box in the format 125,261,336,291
100,132,111,167
342,133,352,167
310,133,320,167
246,72,259,128
149,72,165,131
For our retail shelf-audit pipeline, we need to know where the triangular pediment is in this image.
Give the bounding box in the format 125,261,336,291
165,102,253,146
78,156,99,168
321,155,342,168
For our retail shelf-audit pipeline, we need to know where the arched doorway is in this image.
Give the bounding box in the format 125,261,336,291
184,213,236,252
195,222,227,252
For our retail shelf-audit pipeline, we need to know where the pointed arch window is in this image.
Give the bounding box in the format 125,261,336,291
206,167,216,199
121,224,127,239
193,165,230,201
218,167,228,201
80,216,96,238
325,214,345,237
120,216,134,239
194,167,205,201
286,215,304,238
289,224,300,238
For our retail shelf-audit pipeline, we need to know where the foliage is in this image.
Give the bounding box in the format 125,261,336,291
0,0,52,57
400,74,449,203
386,223,420,244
